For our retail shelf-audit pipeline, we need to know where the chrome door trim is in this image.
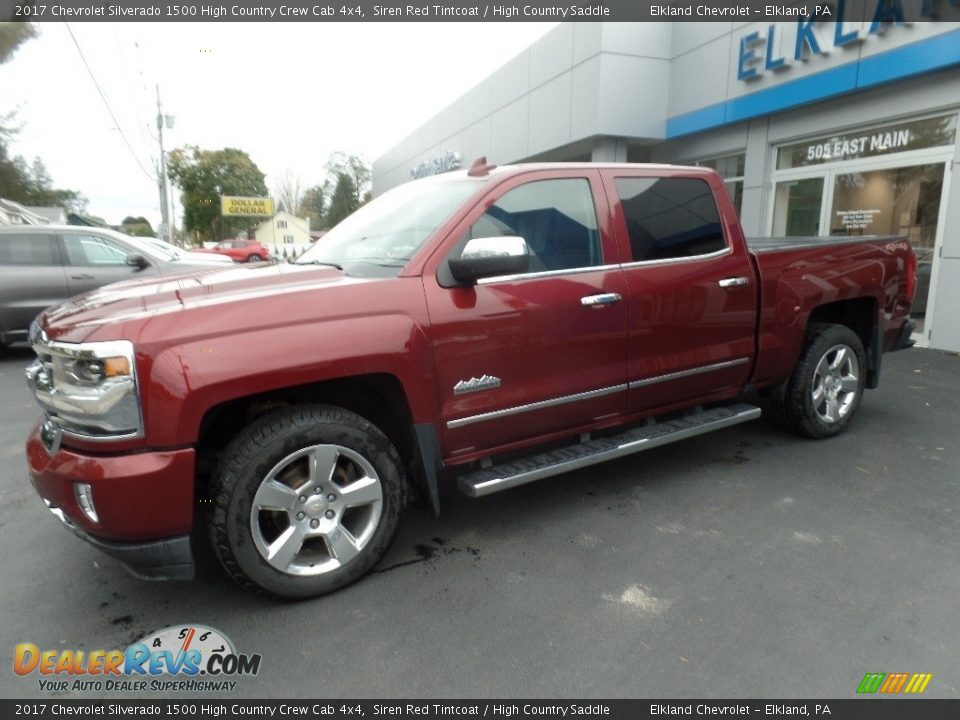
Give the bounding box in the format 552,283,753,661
476,263,620,285
619,246,731,269
629,357,750,389
446,383,628,430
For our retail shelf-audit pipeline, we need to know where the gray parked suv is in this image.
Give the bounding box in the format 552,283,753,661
0,225,231,347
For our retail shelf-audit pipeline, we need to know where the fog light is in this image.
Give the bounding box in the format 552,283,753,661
74,483,99,523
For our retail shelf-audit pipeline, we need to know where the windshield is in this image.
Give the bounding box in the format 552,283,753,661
90,230,180,262
134,237,182,261
295,177,481,276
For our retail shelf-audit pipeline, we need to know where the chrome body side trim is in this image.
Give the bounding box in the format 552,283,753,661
619,246,732,269
628,357,750,389
446,358,751,429
476,263,620,285
446,383,628,430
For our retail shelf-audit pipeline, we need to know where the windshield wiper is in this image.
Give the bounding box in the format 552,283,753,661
296,261,344,270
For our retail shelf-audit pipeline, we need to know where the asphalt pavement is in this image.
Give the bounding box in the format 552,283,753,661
0,343,957,699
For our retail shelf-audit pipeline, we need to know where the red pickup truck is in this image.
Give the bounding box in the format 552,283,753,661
24,161,916,599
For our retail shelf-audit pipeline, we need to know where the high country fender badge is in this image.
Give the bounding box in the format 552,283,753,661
453,375,502,395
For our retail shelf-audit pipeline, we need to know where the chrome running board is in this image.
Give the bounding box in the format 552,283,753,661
457,403,761,498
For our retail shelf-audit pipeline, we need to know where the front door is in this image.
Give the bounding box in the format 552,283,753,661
423,171,629,460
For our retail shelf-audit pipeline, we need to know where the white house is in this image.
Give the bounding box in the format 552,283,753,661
254,212,311,259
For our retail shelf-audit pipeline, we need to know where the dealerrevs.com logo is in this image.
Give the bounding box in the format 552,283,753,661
14,625,262,693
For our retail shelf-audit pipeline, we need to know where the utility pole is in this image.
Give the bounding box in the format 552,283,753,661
156,85,171,244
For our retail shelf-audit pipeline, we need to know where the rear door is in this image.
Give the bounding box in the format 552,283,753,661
0,231,68,337
61,232,159,295
601,169,756,413
423,170,629,459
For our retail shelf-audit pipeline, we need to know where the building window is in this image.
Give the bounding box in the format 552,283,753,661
696,153,745,217
277,220,288,229
284,235,294,244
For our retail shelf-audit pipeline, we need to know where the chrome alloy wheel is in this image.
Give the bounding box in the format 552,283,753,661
249,444,383,576
811,344,860,424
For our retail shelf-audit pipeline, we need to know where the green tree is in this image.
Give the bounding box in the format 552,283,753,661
167,146,268,243
300,185,326,230
0,22,36,64
0,149,86,211
1,26,86,212
323,151,370,209
121,216,156,237
323,172,358,229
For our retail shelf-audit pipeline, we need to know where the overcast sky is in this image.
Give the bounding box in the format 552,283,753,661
0,21,557,227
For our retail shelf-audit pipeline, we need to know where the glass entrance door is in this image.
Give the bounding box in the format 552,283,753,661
829,163,946,336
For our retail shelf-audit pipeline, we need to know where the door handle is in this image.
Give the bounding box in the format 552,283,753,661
718,277,749,288
581,293,622,308
70,274,94,280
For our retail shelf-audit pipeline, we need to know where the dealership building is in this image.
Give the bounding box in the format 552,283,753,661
373,19,960,352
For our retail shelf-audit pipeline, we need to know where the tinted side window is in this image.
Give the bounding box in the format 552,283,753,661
0,233,58,266
466,178,601,273
63,234,130,266
614,177,726,262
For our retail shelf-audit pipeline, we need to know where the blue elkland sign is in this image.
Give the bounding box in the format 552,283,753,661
736,0,923,81
665,10,960,138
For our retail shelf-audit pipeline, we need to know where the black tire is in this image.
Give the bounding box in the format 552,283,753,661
246,254,264,262
771,323,867,439
208,404,406,599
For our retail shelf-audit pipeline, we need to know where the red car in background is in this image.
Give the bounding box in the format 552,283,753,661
194,239,271,263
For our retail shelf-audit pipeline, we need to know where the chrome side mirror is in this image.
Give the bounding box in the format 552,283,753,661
448,236,530,285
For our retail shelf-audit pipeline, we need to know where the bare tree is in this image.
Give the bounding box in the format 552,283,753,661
274,169,303,216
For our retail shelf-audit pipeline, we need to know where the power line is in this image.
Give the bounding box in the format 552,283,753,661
65,23,156,182
111,26,154,161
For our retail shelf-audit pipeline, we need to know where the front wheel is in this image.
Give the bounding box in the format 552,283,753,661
246,254,264,262
208,404,405,598
771,323,867,439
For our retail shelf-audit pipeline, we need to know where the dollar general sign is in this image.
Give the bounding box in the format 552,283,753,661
221,196,274,217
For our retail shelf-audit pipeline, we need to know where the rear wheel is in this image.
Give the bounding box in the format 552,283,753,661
771,323,866,439
208,404,405,599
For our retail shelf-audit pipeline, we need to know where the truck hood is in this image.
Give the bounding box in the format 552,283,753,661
40,263,366,343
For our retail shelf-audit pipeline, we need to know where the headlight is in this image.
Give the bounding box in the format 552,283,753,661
26,336,143,443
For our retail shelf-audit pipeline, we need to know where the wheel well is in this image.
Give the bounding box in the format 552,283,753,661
807,298,875,349
807,297,879,386
194,374,424,502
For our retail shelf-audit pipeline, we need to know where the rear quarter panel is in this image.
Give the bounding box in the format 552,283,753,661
750,238,913,388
